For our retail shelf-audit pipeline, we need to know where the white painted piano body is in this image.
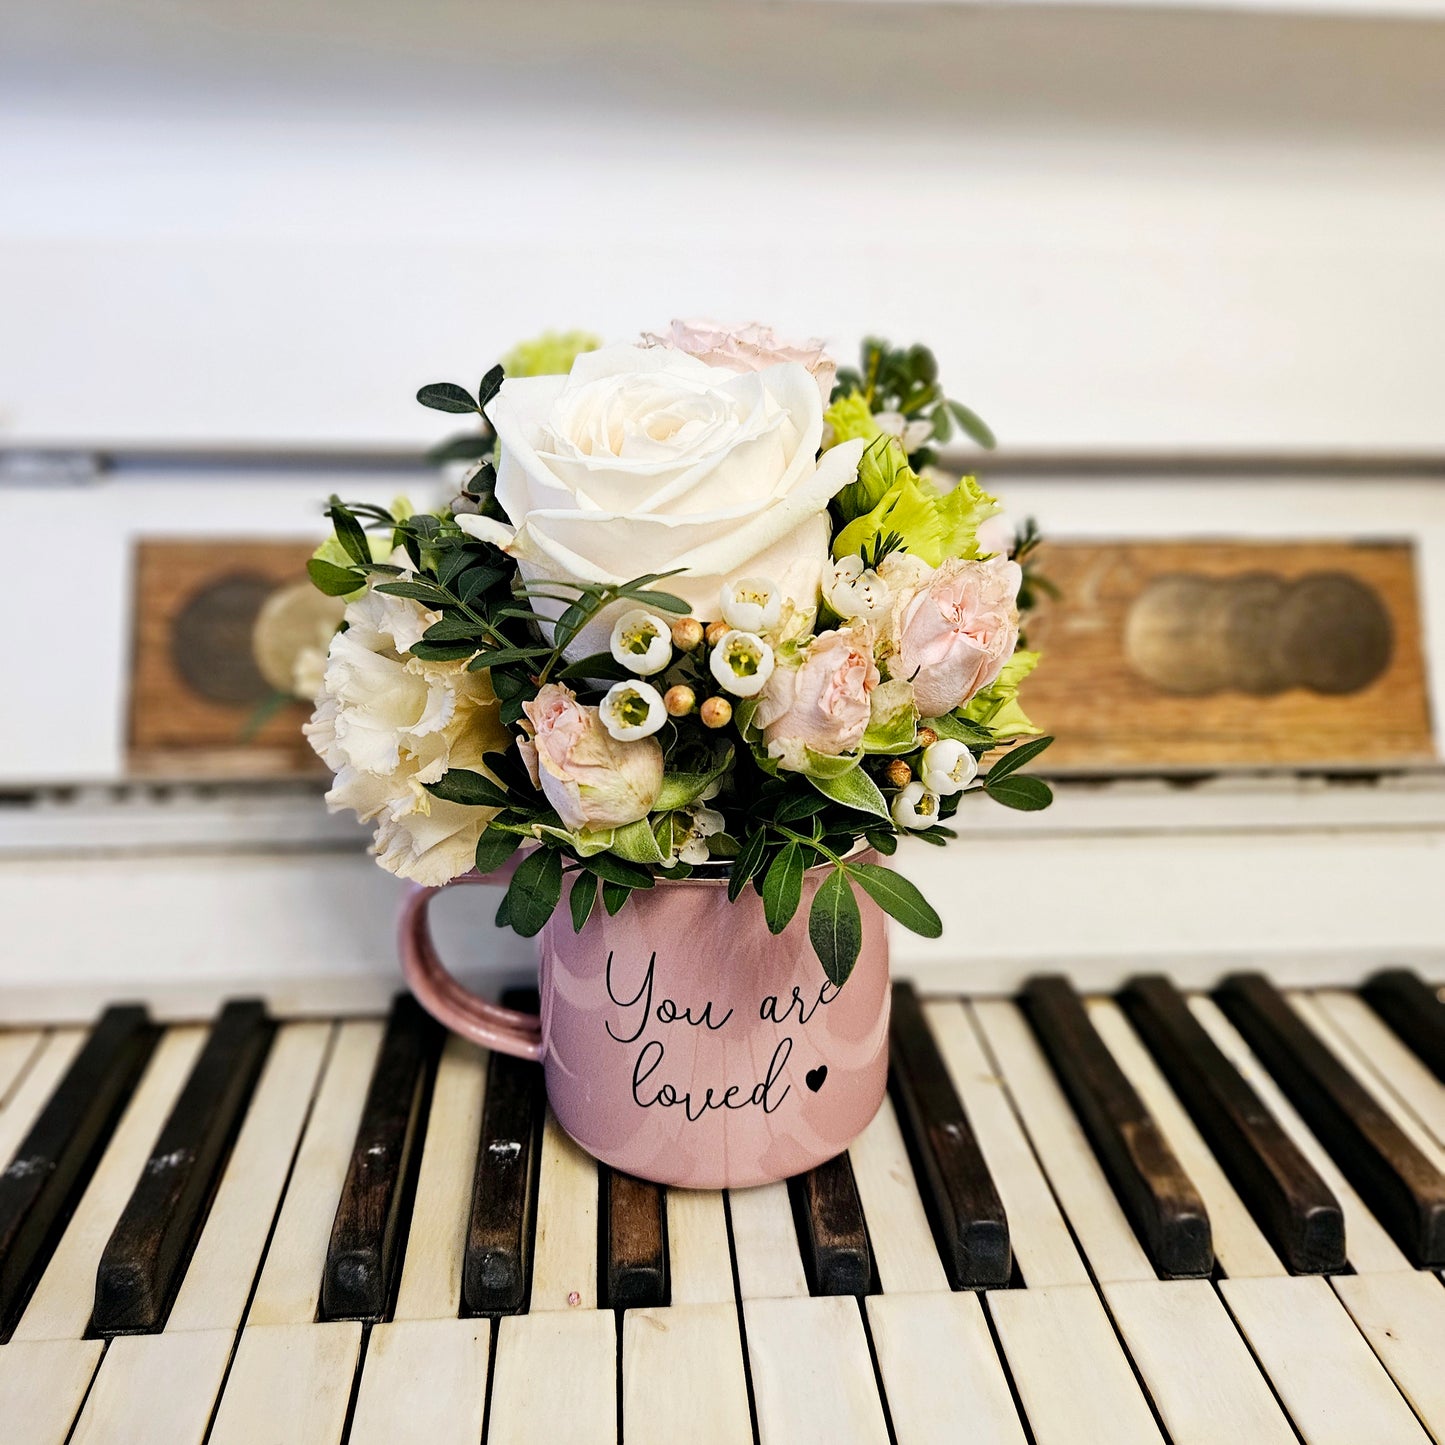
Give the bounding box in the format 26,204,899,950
3,455,1444,1019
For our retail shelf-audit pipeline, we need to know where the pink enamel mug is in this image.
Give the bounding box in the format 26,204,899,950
399,858,892,1188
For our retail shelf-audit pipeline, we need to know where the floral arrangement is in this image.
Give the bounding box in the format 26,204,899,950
305,322,1052,984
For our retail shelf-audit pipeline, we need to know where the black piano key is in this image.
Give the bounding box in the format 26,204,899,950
93,1000,275,1333
790,1152,871,1296
602,1167,668,1309
463,1010,542,1317
0,1004,157,1340
1361,969,1445,1085
1022,975,1213,1279
1119,975,1345,1274
889,981,1011,1288
1215,972,1445,1268
321,995,442,1321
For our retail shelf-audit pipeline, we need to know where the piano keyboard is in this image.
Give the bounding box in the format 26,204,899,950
2,972,1444,1444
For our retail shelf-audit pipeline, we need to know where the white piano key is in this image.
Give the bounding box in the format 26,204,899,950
1189,994,1412,1274
927,1000,1089,1288
866,1291,1028,1445
14,1026,207,1342
972,1000,1156,1283
1308,990,1445,1157
1332,1271,1445,1442
0,1338,103,1445
1103,1279,1297,1445
1087,996,1285,1279
727,1181,808,1300
207,1322,362,1445
745,1295,891,1445
392,1034,487,1322
68,1329,234,1445
1289,991,1445,1173
167,1021,331,1332
348,1318,490,1445
988,1284,1164,1445
1222,1275,1432,1445
666,1189,735,1305
0,1030,44,1110
623,1302,752,1445
848,1092,949,1294
0,1029,87,1169
530,1109,598,1312
488,1309,616,1445
247,1019,384,1327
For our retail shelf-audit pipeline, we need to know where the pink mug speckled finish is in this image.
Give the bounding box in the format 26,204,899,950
399,859,891,1188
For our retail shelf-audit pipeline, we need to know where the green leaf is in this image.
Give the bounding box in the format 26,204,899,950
928,713,995,746
762,842,805,936
307,558,363,596
425,770,511,809
569,870,598,932
809,868,862,987
654,748,734,813
471,645,551,669
611,819,668,866
774,792,830,824
326,499,371,568
946,398,997,450
504,847,563,937
423,614,485,643
557,652,633,683
460,567,506,604
408,640,477,662
375,580,452,605
417,382,480,414
806,766,890,821
474,827,521,876
477,364,506,410
984,775,1054,811
602,880,631,916
984,735,1054,786
628,589,690,615
846,862,942,938
727,830,768,902
581,854,656,889
425,433,493,466
863,829,899,856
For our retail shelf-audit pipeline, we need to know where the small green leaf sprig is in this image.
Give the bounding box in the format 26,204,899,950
832,337,995,466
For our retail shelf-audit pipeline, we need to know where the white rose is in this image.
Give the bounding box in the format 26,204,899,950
484,344,865,657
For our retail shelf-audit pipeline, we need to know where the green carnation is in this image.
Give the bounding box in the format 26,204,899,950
833,464,1000,567
501,330,601,378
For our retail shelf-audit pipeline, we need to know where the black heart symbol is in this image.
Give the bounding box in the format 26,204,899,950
805,1065,828,1093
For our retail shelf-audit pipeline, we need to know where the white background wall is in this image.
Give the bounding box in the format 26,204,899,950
3,0,1445,452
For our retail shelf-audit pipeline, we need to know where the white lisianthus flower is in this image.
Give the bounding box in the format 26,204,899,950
921,738,979,795
485,343,866,658
709,630,775,698
609,608,673,676
599,679,668,741
719,576,783,634
824,555,890,622
891,781,941,830
677,805,727,865
304,586,509,886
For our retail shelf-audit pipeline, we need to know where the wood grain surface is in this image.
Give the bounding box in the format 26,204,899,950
128,538,324,777
1023,539,1433,770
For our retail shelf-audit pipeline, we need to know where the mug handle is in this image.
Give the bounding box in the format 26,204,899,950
398,873,543,1061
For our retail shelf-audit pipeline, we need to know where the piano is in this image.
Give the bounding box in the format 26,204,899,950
3,452,1445,1443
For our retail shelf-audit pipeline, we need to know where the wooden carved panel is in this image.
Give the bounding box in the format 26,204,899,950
1023,540,1434,771
128,540,334,777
